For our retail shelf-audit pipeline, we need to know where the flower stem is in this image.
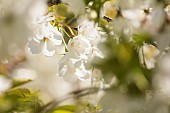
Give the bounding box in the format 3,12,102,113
63,28,71,38
62,29,69,52
62,23,76,37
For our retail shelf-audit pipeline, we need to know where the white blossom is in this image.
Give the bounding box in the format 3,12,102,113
122,9,146,28
88,46,104,60
34,12,55,24
78,21,104,60
28,22,63,56
59,54,78,82
139,43,160,69
101,1,118,20
67,35,92,59
78,21,101,42
58,53,91,82
74,59,91,81
59,20,104,82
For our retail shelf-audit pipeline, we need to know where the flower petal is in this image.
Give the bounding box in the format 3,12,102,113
49,37,62,45
42,41,55,56
47,40,56,51
64,71,78,82
28,38,43,54
75,68,90,81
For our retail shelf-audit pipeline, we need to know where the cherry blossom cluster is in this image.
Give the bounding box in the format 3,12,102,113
26,0,170,83
58,21,104,82
27,10,103,82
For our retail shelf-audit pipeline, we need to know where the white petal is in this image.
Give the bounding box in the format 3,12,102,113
59,63,67,77
143,44,160,69
139,44,160,69
75,68,90,81
67,35,92,58
49,38,62,45
42,41,55,56
59,58,78,82
64,71,78,82
122,9,144,20
74,60,91,81
78,21,100,39
144,58,155,69
35,34,44,40
138,47,145,67
55,44,66,54
46,40,56,51
28,38,43,54
53,28,63,37
75,60,81,67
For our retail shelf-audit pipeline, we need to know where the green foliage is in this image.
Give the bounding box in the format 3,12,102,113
76,102,102,113
84,0,109,22
53,4,75,24
53,4,71,17
156,0,165,3
0,88,43,113
132,33,155,46
52,105,76,113
11,79,32,88
94,34,153,96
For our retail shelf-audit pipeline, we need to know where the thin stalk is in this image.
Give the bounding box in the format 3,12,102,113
62,29,69,51
63,24,76,37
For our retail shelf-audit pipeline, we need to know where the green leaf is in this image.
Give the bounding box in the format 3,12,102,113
53,110,73,113
52,105,76,113
133,33,154,46
53,4,71,17
5,88,43,112
11,79,32,88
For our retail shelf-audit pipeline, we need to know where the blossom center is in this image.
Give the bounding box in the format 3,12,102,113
43,37,49,42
